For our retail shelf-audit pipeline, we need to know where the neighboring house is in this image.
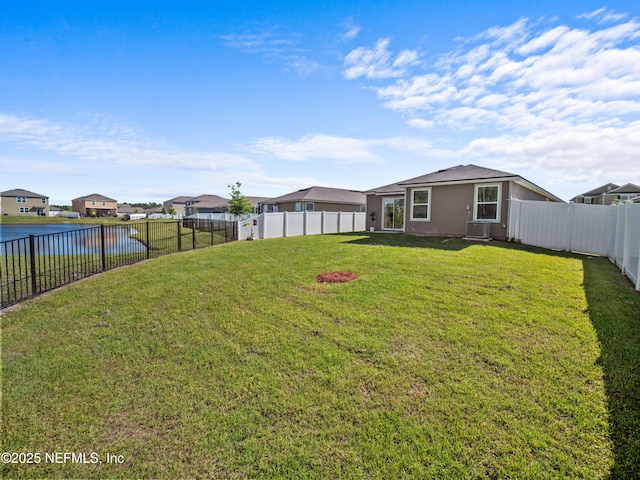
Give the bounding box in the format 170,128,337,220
117,203,147,219
1,189,49,216
259,186,366,213
608,184,640,203
72,194,118,217
246,196,270,214
570,183,618,204
570,183,640,204
365,164,563,241
163,196,194,217
48,206,62,217
184,194,229,216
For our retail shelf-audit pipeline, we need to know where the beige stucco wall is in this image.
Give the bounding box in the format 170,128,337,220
366,195,383,230
404,181,509,240
511,182,550,201
1,195,49,216
72,199,118,216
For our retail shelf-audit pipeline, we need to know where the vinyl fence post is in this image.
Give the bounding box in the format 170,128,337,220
283,211,288,237
29,235,37,296
100,225,107,271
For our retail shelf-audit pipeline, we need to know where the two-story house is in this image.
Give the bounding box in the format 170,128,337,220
72,194,118,217
1,189,49,216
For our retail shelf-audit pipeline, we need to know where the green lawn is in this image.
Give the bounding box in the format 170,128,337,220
2,234,639,478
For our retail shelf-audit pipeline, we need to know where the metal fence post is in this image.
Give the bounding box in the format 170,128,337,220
146,221,150,259
29,235,37,296
100,225,107,271
192,222,196,249
177,220,182,252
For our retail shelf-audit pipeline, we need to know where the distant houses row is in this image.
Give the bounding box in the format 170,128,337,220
3,165,640,240
0,186,369,219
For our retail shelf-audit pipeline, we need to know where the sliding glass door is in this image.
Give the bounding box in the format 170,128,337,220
383,197,405,230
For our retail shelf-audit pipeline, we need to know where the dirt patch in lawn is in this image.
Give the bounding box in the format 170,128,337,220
317,271,358,283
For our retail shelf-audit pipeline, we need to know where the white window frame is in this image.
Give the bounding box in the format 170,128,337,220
410,187,431,222
16,196,26,203
305,202,314,212
41,197,46,204
91,200,96,206
474,184,501,222
295,202,302,212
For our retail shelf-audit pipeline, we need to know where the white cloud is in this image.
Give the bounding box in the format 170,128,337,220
340,21,360,41
221,31,318,76
578,8,628,24
343,38,420,80
249,134,382,163
343,12,640,193
248,133,435,163
0,112,259,173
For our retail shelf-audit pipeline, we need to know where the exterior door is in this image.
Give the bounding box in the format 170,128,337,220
383,197,405,230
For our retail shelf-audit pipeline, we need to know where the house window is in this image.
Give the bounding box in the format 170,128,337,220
474,184,501,221
16,196,26,203
360,205,366,213
102,201,106,206
305,202,314,212
295,202,302,212
410,188,431,221
19,207,29,213
41,197,46,204
91,200,96,206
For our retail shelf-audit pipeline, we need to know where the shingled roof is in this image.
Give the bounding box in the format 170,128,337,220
1,188,48,198
397,164,518,186
265,186,366,205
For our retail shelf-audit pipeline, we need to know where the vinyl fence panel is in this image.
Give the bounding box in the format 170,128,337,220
306,212,323,235
238,211,367,241
510,199,640,290
511,200,569,251
623,204,640,289
569,203,612,256
323,212,339,234
285,212,305,237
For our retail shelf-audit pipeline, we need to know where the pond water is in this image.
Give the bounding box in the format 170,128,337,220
0,224,95,242
0,224,146,255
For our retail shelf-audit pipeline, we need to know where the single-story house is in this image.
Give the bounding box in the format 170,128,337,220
1,188,49,216
184,194,229,216
117,203,147,219
365,164,563,241
569,183,640,204
72,194,118,217
163,196,194,217
259,186,366,213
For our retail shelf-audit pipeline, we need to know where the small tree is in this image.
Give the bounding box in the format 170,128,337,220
228,181,252,216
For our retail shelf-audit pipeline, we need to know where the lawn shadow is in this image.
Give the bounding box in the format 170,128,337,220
338,232,473,251
582,256,640,478
339,232,578,256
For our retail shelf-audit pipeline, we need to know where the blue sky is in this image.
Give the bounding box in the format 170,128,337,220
2,1,639,205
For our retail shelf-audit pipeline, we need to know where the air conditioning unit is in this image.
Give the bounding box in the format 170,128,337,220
465,221,492,239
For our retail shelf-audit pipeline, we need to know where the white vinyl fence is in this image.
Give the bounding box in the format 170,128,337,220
238,211,366,241
508,199,640,290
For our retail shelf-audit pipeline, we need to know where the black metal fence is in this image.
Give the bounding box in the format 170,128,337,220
0,219,237,308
